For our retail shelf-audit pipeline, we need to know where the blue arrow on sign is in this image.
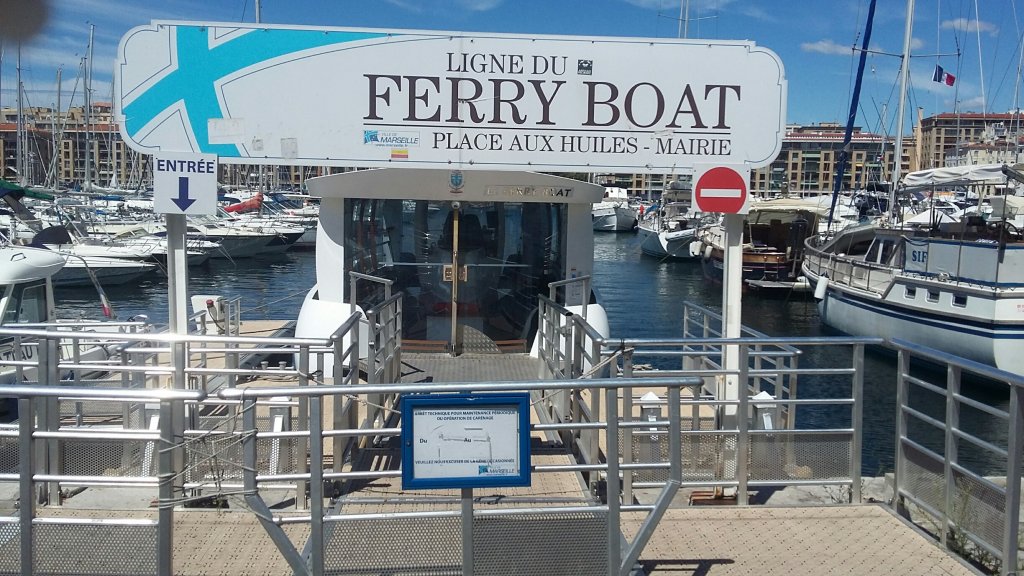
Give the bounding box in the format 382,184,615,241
172,177,196,211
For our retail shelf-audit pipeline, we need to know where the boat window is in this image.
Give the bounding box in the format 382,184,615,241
952,294,967,307
926,289,940,303
878,240,896,264
2,280,48,326
904,286,916,299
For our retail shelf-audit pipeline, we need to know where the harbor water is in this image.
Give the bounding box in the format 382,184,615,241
55,231,1009,477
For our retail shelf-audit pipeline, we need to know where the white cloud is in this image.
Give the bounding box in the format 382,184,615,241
941,18,998,35
456,0,504,11
383,0,503,13
801,39,853,55
383,0,425,12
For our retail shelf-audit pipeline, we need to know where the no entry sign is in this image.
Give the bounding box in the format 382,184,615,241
693,165,750,214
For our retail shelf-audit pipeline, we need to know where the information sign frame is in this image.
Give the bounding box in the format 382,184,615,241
401,393,531,490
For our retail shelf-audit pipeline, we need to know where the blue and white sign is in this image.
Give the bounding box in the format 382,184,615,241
115,23,786,173
401,394,531,489
153,152,218,215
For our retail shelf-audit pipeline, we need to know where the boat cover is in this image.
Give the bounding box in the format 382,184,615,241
901,164,1008,191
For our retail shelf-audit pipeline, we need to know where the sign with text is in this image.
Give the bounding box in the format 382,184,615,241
116,23,786,173
153,152,218,215
401,394,531,489
693,164,751,214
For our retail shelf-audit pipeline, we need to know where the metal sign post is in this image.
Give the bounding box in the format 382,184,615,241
693,164,750,428
153,150,219,343
720,213,743,426
153,151,219,507
166,214,189,338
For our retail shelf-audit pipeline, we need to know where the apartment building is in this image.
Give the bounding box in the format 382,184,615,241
914,111,1024,170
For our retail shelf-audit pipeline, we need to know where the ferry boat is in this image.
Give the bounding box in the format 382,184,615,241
294,168,611,357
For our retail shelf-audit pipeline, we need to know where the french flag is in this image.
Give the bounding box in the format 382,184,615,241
933,64,956,86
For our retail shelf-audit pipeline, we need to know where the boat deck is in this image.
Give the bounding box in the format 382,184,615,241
26,489,978,576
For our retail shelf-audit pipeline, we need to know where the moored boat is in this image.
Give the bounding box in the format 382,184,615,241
803,164,1024,373
295,168,611,357
635,202,712,260
697,197,835,291
592,187,638,232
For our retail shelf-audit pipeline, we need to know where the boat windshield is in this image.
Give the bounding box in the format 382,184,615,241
1,280,48,326
343,199,565,352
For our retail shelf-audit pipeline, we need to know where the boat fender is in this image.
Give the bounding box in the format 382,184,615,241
813,275,829,300
703,244,713,260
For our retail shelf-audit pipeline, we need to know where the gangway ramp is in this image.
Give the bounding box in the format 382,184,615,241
317,351,610,575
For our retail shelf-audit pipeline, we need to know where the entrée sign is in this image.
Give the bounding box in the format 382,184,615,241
116,24,786,172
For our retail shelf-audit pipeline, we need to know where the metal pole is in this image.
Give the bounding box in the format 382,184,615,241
157,399,174,576
462,487,474,576
892,349,910,508
606,387,621,575
309,395,325,576
1003,384,1023,574
298,347,310,510
166,214,190,337
851,343,864,503
721,214,743,427
19,398,34,576
166,213,189,497
941,363,960,548
736,345,749,506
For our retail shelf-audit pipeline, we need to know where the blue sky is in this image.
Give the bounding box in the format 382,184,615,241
1,0,1022,137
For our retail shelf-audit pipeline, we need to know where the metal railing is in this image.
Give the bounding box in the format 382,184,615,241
890,337,1023,576
0,310,365,509
0,374,697,576
3,298,1016,574
803,237,896,296
0,385,206,576
535,297,878,507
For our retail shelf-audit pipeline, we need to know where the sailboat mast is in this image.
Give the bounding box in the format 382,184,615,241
84,24,94,191
827,0,877,229
890,0,915,217
47,67,62,189
15,44,24,185
255,0,264,194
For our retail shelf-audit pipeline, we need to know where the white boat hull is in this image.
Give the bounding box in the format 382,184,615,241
813,279,1024,375
636,224,700,259
592,203,637,231
804,228,1024,375
53,258,156,287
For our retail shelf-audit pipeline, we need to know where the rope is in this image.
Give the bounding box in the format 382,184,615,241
236,289,309,316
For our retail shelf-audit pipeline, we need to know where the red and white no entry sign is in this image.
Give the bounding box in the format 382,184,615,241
693,165,750,214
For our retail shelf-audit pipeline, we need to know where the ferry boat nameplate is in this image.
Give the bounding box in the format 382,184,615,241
115,23,786,173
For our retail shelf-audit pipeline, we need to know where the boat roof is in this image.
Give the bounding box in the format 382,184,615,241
901,164,1010,192
749,197,833,216
305,169,605,204
0,245,65,283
